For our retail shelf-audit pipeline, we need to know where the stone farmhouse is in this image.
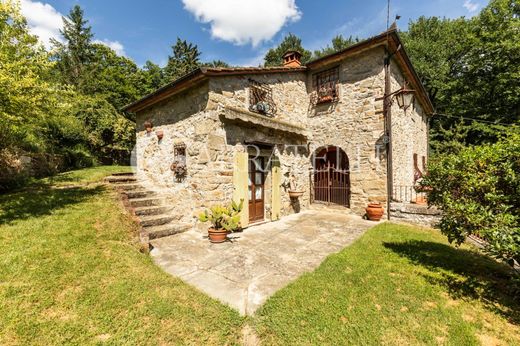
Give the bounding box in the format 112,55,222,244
122,27,434,234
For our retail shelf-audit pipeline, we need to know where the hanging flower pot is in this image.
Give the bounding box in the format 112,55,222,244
156,130,164,140
318,95,334,103
366,202,384,221
288,190,304,198
144,120,153,133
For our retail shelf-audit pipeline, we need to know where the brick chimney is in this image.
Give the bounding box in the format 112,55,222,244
282,50,302,67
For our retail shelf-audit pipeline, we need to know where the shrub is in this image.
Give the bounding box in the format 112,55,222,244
422,130,519,268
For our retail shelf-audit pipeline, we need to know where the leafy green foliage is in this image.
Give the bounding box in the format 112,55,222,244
264,33,312,67
422,130,520,267
198,199,244,232
51,5,94,91
202,59,231,68
141,60,165,93
401,0,520,152
163,38,201,81
84,43,147,112
313,34,359,59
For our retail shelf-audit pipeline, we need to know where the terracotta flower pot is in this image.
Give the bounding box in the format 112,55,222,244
144,120,153,133
156,130,164,140
208,227,228,243
366,202,384,221
318,95,333,103
415,196,427,205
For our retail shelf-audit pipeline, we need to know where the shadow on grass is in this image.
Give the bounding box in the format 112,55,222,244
0,185,105,225
384,240,520,325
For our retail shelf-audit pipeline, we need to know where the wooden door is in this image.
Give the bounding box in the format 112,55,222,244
248,156,265,223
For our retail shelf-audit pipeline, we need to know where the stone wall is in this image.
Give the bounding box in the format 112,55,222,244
134,45,430,228
389,60,429,196
135,82,228,227
307,47,388,214
208,72,309,125
390,202,441,227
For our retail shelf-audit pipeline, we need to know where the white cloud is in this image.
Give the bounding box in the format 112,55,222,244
19,0,63,48
93,39,127,56
463,0,479,13
182,0,301,46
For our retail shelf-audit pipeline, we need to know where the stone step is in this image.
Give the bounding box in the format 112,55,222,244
139,214,177,228
112,183,142,191
146,223,192,240
134,205,171,217
123,189,156,199
111,172,135,177
308,203,352,213
106,175,137,183
129,197,166,208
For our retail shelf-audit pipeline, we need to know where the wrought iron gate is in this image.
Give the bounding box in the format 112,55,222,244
311,162,350,207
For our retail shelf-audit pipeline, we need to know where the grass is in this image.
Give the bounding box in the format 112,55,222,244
254,223,520,345
30,165,133,187
1,166,518,345
0,166,244,345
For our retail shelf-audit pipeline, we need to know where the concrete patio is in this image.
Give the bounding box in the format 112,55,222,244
150,210,377,315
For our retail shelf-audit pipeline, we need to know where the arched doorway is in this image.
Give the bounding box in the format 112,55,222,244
312,146,350,207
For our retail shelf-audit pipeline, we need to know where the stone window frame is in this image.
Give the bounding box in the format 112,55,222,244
171,142,187,179
248,79,277,116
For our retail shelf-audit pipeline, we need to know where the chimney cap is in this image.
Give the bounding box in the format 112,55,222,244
282,50,302,59
282,50,302,67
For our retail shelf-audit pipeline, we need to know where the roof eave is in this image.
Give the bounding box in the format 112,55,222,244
122,68,207,113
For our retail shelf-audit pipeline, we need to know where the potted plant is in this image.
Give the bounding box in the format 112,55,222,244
365,202,384,221
198,200,243,243
317,85,334,103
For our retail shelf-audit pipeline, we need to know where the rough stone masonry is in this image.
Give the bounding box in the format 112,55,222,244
126,29,432,231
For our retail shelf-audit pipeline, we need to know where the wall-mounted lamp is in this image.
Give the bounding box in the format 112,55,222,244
394,82,415,110
385,81,415,111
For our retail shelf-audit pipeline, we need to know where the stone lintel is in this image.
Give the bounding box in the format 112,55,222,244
220,106,309,138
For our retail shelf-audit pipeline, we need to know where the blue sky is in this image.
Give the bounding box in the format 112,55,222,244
21,0,487,67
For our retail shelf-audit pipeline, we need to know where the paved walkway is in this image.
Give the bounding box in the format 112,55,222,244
150,210,377,315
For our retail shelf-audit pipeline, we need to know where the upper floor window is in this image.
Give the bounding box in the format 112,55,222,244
312,67,339,104
248,79,277,116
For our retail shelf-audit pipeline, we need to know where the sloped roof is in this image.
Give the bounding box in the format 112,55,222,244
123,28,433,114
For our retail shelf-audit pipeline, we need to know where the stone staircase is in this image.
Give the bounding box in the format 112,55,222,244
105,173,191,244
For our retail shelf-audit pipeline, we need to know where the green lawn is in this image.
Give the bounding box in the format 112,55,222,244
254,223,520,345
0,166,244,345
30,165,133,187
1,166,518,345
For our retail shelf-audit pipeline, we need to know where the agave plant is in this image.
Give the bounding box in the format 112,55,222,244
198,199,244,232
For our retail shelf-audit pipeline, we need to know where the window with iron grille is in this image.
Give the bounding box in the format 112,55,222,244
248,79,277,116
312,67,339,104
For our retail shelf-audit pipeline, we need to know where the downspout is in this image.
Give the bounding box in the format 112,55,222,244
384,47,393,220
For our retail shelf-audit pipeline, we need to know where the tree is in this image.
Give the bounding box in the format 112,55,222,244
264,33,312,67
401,0,520,153
313,35,359,59
422,129,520,270
51,5,94,91
202,60,230,68
84,43,145,111
0,1,93,188
163,38,201,81
141,60,165,93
